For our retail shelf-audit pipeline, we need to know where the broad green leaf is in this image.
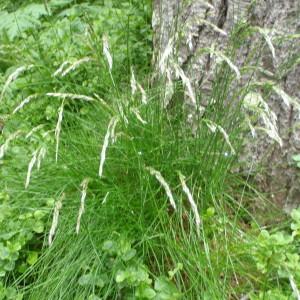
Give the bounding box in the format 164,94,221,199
135,285,156,299
27,251,38,266
115,270,127,283
121,249,136,261
78,274,105,288
32,220,44,233
292,154,300,162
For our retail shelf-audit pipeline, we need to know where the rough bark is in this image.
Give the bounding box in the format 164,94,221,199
153,0,300,211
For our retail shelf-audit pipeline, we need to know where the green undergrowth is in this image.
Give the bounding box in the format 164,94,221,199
1,1,300,300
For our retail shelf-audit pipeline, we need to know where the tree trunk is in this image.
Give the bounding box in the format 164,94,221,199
152,0,300,211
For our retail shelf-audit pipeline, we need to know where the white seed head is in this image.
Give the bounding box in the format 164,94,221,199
147,167,176,211
138,83,147,104
289,275,300,300
193,19,227,36
159,37,174,75
216,50,241,80
52,61,70,77
178,172,201,235
0,65,34,102
131,108,147,125
206,120,236,155
273,86,292,108
76,178,89,234
46,93,94,102
25,149,39,189
244,92,283,147
256,27,276,61
174,64,196,105
131,68,137,96
0,131,21,159
61,57,91,77
48,193,64,246
37,147,47,170
103,34,113,71
99,116,119,177
13,94,39,114
25,124,46,139
102,192,110,204
55,100,65,162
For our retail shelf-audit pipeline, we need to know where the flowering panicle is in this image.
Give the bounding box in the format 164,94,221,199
0,65,34,102
178,172,201,235
48,193,65,246
147,167,176,210
76,178,89,234
99,117,119,177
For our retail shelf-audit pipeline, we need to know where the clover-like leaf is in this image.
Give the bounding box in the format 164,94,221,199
135,284,156,299
78,273,105,288
121,249,136,262
27,251,38,266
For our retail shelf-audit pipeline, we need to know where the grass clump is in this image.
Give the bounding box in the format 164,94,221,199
0,1,300,300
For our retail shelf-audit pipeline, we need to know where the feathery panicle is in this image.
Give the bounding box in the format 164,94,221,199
0,131,21,159
117,104,129,125
206,120,236,155
215,50,241,80
174,65,197,106
13,94,39,114
147,167,176,210
159,37,174,74
138,83,147,104
42,129,54,138
201,46,240,80
187,33,194,51
76,178,89,234
178,172,201,235
37,147,47,170
244,92,283,146
0,65,34,102
99,116,119,177
260,113,283,147
131,68,137,96
199,1,215,9
245,116,256,138
26,124,46,139
110,116,119,144
48,193,65,246
131,108,147,125
55,100,65,163
164,69,174,107
98,121,111,178
130,68,147,104
272,85,292,108
99,122,111,178
103,34,113,71
25,149,39,189
61,57,92,77
102,192,110,204
52,61,70,77
93,94,113,112
289,275,300,300
256,27,276,60
201,19,227,36
46,93,94,102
